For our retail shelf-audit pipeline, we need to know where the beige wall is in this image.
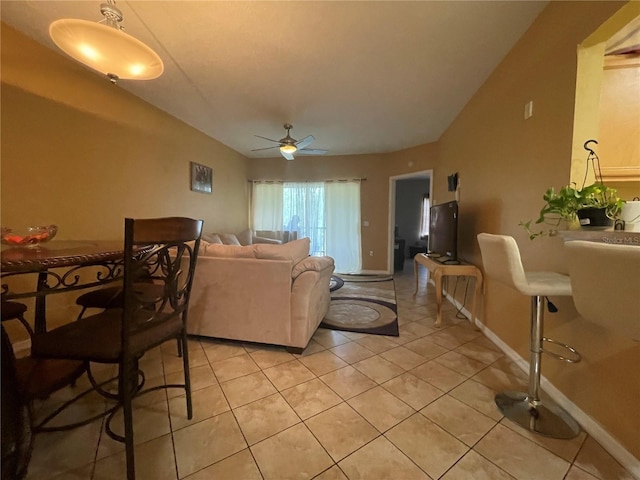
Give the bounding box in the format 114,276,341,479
2,1,639,463
1,23,249,239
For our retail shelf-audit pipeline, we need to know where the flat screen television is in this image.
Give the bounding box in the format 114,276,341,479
428,200,459,263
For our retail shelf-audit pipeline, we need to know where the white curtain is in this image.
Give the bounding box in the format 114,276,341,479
252,182,283,230
325,181,362,273
252,180,362,273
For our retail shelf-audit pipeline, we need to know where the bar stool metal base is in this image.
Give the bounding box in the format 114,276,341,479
496,391,580,439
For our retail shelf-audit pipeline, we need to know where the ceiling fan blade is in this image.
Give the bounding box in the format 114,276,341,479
251,145,280,152
281,150,295,161
295,135,315,151
254,135,282,143
297,148,328,155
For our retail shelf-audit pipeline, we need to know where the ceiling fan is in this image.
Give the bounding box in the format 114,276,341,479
252,124,328,160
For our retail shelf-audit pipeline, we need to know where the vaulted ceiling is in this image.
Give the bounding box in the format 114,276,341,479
1,1,548,158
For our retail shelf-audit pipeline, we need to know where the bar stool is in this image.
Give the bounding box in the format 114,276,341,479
477,233,581,439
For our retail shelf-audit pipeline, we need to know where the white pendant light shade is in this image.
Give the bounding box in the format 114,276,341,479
49,18,163,81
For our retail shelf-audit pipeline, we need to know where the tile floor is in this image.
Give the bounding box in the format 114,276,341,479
25,262,635,480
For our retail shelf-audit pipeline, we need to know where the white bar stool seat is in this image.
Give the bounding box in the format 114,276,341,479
477,233,581,439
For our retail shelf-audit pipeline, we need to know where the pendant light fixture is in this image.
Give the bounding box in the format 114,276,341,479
49,0,163,84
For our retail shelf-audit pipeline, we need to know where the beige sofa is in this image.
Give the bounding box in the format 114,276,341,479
187,237,334,352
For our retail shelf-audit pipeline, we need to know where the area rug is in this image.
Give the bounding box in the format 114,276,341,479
321,275,399,336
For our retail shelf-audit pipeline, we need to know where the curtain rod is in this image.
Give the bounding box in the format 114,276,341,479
248,178,367,184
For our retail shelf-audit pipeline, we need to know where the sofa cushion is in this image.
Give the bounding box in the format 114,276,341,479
236,228,253,246
202,244,257,258
291,256,335,279
202,233,222,244
255,237,310,264
218,233,241,246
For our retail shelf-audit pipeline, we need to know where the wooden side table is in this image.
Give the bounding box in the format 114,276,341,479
413,254,483,328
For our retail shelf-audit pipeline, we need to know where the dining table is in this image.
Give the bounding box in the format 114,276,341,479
1,240,132,333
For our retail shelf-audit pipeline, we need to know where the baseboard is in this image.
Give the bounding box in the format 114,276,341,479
441,289,640,479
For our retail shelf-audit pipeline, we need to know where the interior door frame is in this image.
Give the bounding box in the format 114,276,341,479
387,170,433,273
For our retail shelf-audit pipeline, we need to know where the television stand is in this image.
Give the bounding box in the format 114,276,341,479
413,254,483,328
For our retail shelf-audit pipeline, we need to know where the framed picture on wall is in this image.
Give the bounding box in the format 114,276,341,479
190,162,213,194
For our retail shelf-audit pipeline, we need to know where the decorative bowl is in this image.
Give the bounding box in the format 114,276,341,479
1,225,58,246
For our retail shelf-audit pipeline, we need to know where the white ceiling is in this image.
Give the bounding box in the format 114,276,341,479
1,1,547,158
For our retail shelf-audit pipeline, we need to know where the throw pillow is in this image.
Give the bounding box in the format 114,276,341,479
236,228,253,246
218,233,241,246
254,237,310,264
202,233,222,244
202,244,257,258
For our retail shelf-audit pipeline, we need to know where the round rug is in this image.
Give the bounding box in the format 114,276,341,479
322,297,397,331
329,275,344,292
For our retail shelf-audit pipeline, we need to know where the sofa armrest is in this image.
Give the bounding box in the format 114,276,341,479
292,256,335,279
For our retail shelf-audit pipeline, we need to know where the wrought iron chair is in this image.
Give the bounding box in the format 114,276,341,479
1,301,86,480
31,217,203,480
477,233,581,439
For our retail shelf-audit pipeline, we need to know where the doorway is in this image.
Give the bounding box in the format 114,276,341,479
388,170,433,273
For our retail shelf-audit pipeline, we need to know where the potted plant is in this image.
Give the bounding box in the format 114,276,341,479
520,140,625,239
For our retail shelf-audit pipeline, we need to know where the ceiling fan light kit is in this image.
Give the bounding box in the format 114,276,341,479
49,0,163,84
253,123,328,160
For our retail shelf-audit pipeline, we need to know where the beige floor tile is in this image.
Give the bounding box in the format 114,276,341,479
248,347,295,369
202,341,248,363
388,328,422,345
420,394,496,446
338,330,369,341
164,364,217,397
500,417,587,462
471,365,527,393
403,336,450,360
489,356,529,380
434,350,488,377
338,435,430,480
49,464,94,480
411,359,467,392
313,328,352,348
449,379,503,421
402,320,437,337
184,449,262,479
168,384,230,431
26,421,102,480
564,465,601,480
355,335,399,354
139,353,166,379
219,371,278,408
251,423,334,480
573,436,635,480
298,350,349,376
386,413,468,479
93,434,177,480
173,411,247,478
381,372,444,410
474,423,570,479
329,341,375,363
162,346,209,375
305,402,379,461
292,338,327,357
427,327,471,350
348,386,414,432
352,355,405,384
454,341,504,365
262,359,316,390
97,400,171,460
471,334,504,353
234,392,301,445
281,378,343,419
210,353,260,383
380,346,428,370
440,450,515,480
319,365,377,400
313,465,349,480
